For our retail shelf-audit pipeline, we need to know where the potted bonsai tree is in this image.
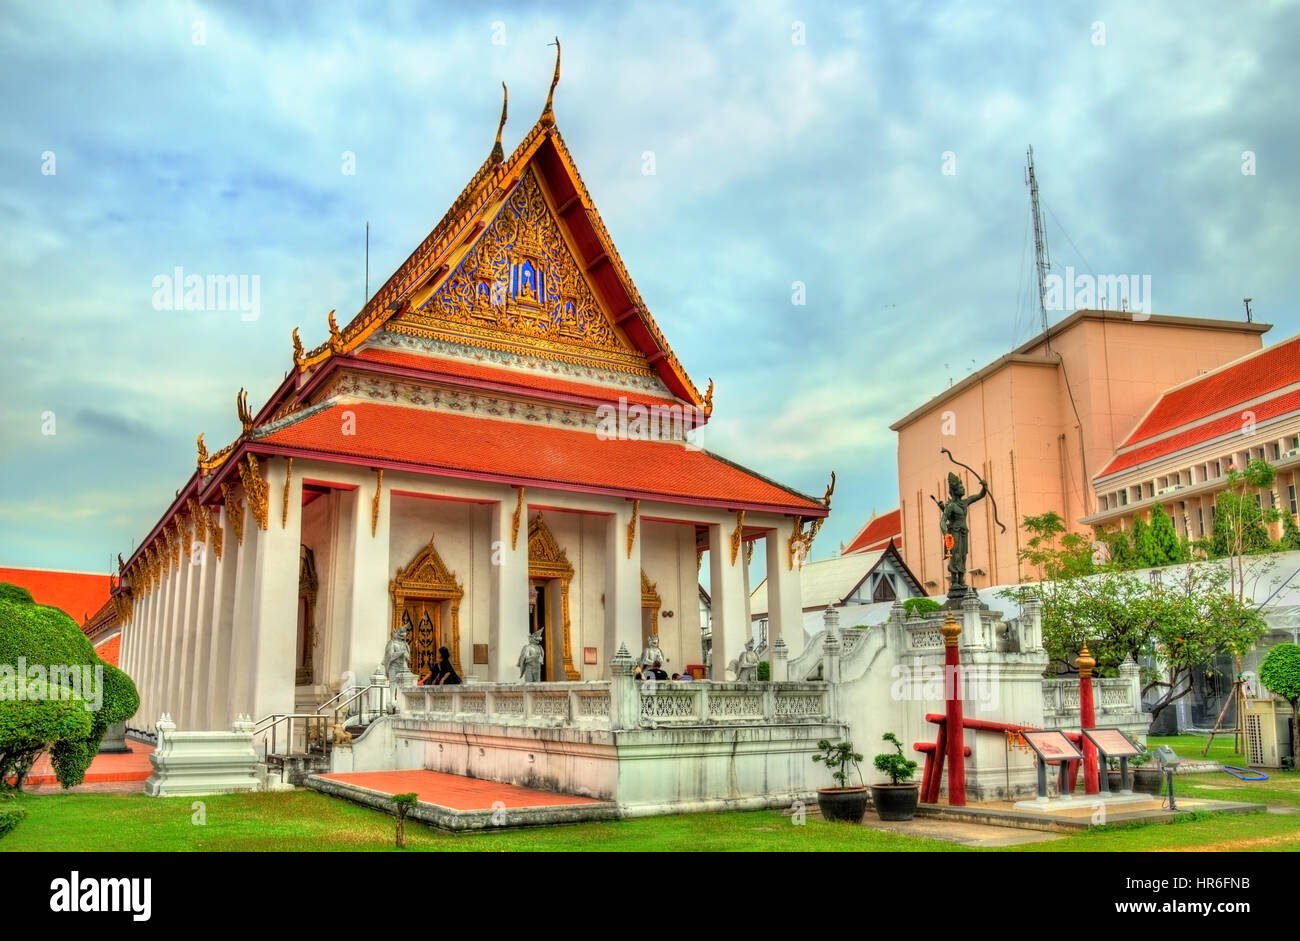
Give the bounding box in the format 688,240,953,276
812,738,869,823
871,732,920,821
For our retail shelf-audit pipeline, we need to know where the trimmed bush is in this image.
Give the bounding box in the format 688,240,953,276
0,803,27,840
0,583,138,790
902,597,941,618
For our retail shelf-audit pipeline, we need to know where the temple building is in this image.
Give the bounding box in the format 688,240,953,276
113,74,830,733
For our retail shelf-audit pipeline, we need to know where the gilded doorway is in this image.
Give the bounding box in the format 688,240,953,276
390,537,464,677
641,570,661,652
527,513,579,680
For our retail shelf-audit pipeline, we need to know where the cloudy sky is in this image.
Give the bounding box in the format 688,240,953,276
2,0,1297,574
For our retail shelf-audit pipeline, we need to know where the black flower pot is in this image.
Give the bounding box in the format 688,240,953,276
817,787,870,823
870,783,921,821
1131,768,1163,795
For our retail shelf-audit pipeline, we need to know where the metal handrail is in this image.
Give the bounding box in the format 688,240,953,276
315,684,387,722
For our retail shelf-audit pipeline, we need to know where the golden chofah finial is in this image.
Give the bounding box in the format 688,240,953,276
327,309,344,354
702,378,714,416
236,388,254,434
823,471,837,508
491,82,508,164
197,433,209,467
291,327,304,364
540,36,561,127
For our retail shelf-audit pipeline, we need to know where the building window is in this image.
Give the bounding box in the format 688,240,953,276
1214,460,1222,477
1120,490,1128,506
1197,507,1204,536
1290,485,1297,514
1270,442,1280,460
1145,482,1154,498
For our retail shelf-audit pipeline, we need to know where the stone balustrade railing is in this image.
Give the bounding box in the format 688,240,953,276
1041,668,1142,722
397,679,832,729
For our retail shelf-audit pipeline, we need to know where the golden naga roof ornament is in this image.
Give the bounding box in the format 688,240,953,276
327,309,344,354
823,470,837,508
703,378,714,417
236,388,255,435
291,327,304,366
490,82,508,165
540,36,561,127
196,433,209,468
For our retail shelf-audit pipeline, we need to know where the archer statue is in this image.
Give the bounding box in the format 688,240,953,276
931,449,1006,601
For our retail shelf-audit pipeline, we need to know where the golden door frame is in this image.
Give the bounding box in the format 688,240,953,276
528,513,580,680
641,570,661,643
390,536,465,676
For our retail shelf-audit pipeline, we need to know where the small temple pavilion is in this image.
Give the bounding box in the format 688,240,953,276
114,57,832,732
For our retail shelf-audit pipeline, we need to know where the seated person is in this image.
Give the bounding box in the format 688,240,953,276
671,673,681,680
650,660,669,680
421,646,462,686
678,672,694,683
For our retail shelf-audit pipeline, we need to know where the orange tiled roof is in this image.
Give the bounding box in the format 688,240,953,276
94,634,121,667
844,509,903,554
351,347,685,411
0,567,113,624
260,402,822,512
1100,387,1300,477
1122,335,1300,446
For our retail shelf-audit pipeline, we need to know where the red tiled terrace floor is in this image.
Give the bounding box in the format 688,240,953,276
19,740,154,788
320,770,604,811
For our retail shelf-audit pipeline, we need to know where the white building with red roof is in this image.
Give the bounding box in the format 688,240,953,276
113,81,831,734
1087,333,1300,541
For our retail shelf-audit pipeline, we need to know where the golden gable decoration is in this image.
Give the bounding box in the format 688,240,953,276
240,454,270,532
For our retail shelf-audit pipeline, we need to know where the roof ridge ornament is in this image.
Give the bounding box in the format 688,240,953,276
236,388,254,434
540,36,560,127
491,82,508,165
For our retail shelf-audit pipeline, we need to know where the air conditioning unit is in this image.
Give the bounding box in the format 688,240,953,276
1155,484,1186,497
1282,448,1300,460
1243,697,1294,769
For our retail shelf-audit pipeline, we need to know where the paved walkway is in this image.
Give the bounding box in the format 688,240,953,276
19,740,153,790
319,770,605,811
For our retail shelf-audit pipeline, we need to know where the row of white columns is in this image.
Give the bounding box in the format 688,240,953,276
119,461,809,733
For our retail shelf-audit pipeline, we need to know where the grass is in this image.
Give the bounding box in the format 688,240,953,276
4,733,1294,853
0,791,965,853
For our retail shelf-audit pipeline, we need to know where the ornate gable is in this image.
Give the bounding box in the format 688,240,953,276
392,168,646,372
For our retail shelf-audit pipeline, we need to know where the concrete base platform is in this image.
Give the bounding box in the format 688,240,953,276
916,796,1266,832
308,770,619,831
1013,791,1153,812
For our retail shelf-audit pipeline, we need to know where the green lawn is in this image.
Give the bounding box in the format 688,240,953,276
4,733,1294,852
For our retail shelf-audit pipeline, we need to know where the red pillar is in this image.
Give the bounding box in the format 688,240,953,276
941,612,965,806
1077,644,1098,795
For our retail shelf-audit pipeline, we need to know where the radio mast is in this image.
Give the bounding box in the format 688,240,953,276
1025,146,1052,343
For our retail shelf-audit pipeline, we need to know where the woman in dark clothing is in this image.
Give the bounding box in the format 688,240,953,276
421,646,462,686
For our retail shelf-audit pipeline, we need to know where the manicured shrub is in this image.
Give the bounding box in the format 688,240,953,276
0,803,27,840
0,583,138,790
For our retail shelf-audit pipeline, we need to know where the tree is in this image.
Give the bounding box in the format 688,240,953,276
1101,527,1137,569
0,584,138,790
1259,644,1300,770
1210,459,1277,566
389,792,419,848
1280,511,1300,551
1130,515,1153,567
1018,511,1097,580
1015,561,1267,725
1147,503,1186,566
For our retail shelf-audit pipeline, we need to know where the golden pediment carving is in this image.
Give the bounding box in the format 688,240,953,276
402,169,634,363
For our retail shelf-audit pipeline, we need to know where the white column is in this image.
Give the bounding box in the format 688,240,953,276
604,502,642,677
708,516,748,681
207,506,240,729
248,457,302,722
227,502,259,725
344,475,390,686
134,580,155,727
489,491,528,682
151,557,180,728
765,526,803,678
171,533,202,727
186,520,219,728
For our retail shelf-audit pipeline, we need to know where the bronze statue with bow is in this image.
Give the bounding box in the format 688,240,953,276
930,449,1006,599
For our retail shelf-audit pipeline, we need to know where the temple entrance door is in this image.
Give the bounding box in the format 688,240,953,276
295,546,319,687
641,570,661,664
529,581,549,681
401,600,442,680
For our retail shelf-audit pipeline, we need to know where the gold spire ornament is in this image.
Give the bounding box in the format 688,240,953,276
292,327,304,365
237,388,254,434
703,379,714,417
491,82,508,165
327,309,344,354
540,37,561,127
197,433,209,468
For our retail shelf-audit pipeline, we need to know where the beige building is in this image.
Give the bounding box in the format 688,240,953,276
890,310,1269,590
1086,334,1300,542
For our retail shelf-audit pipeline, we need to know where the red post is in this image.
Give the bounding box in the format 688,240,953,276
941,612,965,806
1077,644,1098,795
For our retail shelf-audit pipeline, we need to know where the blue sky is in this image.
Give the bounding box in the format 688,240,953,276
2,0,1297,573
